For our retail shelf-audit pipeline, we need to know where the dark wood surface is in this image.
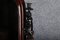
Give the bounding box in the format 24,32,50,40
0,0,18,40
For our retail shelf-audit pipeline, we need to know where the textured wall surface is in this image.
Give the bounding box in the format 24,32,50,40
25,0,60,40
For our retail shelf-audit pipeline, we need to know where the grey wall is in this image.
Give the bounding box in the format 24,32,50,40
25,0,60,40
